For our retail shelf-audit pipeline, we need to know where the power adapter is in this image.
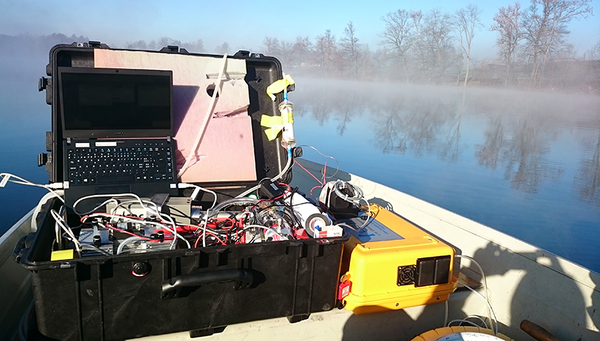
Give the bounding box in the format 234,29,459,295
259,181,284,199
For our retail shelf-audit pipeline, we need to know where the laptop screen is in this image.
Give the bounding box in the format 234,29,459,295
58,67,173,139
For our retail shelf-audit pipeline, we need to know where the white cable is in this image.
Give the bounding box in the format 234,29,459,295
73,193,147,216
236,151,293,198
456,254,498,335
116,236,146,255
178,53,229,177
179,183,218,209
359,199,372,229
447,319,485,328
202,208,210,247
296,145,340,180
210,197,258,214
158,212,191,249
444,300,449,327
241,224,285,239
458,283,498,335
54,205,64,249
31,190,65,232
85,213,170,230
0,172,65,203
51,209,82,253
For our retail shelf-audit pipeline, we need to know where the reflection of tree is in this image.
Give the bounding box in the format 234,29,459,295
576,129,600,205
371,100,407,154
371,91,456,156
296,79,597,197
502,117,563,194
294,79,368,130
441,91,466,162
476,117,505,169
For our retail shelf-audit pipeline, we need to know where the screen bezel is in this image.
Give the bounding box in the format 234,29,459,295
58,66,174,139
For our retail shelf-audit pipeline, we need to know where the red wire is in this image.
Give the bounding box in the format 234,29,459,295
309,185,322,203
194,230,226,247
207,217,236,229
271,182,292,201
103,223,154,241
293,159,324,185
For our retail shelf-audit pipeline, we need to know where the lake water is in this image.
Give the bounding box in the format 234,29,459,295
293,78,600,274
1,57,599,274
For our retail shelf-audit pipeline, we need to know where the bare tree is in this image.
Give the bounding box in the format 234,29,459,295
262,36,280,56
521,0,593,87
381,9,415,81
420,9,457,82
215,42,230,54
315,29,337,74
491,2,523,84
455,4,483,86
292,36,313,66
279,40,294,66
126,40,148,49
584,38,600,60
340,21,360,78
184,39,204,52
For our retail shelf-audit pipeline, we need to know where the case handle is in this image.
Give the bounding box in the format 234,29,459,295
162,269,254,298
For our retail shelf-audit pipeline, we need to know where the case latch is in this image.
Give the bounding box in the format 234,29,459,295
38,153,48,167
38,77,48,91
161,45,180,53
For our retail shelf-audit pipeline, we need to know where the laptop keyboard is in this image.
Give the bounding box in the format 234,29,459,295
66,140,174,186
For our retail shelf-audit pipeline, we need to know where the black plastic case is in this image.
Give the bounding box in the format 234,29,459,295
16,42,347,341
39,42,289,190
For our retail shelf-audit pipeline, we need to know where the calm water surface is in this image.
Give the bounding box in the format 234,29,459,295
1,68,599,274
293,78,600,273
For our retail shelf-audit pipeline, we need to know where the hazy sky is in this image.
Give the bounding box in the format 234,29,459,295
2,0,599,60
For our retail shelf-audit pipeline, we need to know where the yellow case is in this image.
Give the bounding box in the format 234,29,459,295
341,204,458,314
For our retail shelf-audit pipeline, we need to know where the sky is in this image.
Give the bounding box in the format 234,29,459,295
1,0,599,61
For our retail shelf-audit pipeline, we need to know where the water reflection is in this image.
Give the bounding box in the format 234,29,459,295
501,117,563,194
476,116,504,169
577,129,600,206
294,78,600,271
296,78,599,199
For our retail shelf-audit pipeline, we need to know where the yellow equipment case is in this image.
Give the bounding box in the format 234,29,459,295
339,204,458,314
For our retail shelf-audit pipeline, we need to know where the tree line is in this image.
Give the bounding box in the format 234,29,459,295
1,1,597,92
257,0,598,92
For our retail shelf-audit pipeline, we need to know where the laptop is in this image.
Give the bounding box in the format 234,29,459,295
58,66,178,212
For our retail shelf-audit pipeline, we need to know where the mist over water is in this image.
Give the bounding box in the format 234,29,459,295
293,78,600,272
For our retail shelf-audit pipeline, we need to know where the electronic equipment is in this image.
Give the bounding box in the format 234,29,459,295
52,183,346,259
338,204,459,314
285,192,333,237
57,67,177,212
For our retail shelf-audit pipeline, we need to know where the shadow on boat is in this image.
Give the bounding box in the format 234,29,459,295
339,241,600,341
588,271,600,331
290,159,600,340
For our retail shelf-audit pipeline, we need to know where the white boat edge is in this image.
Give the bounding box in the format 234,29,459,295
1,159,599,340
